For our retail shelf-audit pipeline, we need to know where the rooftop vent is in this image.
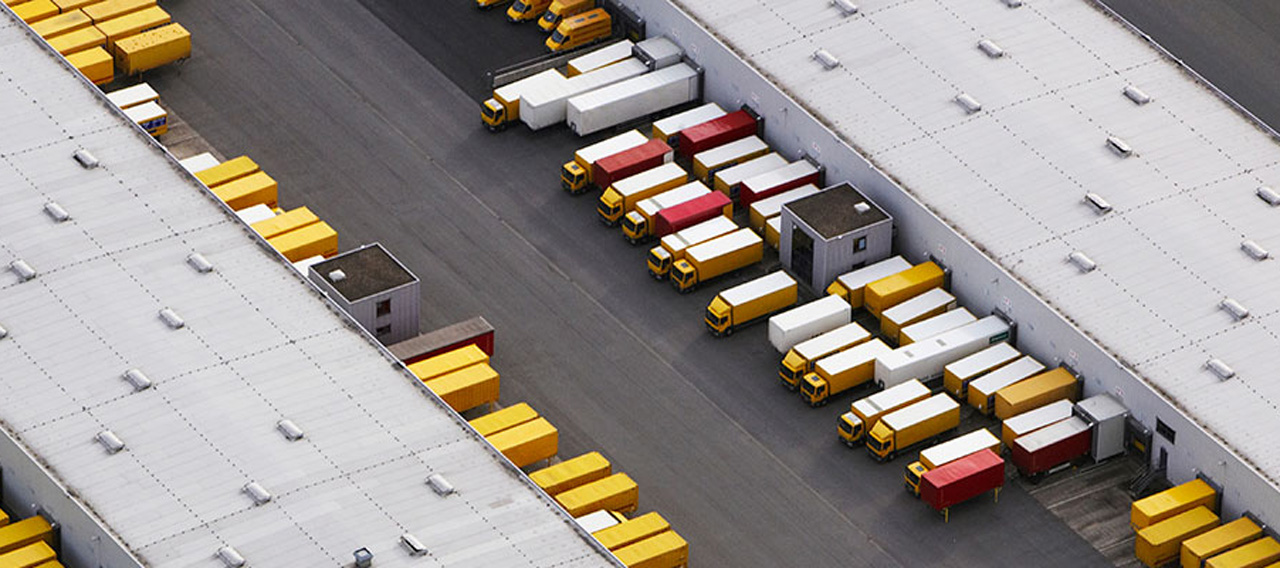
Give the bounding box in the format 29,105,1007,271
217,546,246,568
1258,186,1280,206
159,308,185,329
44,202,70,223
1068,251,1097,273
1106,136,1132,157
243,482,272,505
186,253,214,273
122,368,152,391
854,202,871,214
427,473,455,496
96,430,125,454
955,93,982,114
0,324,8,340
1002,0,1023,7
831,0,858,16
277,419,305,441
1123,85,1152,105
10,260,36,282
977,39,1004,58
1241,240,1269,260
813,49,840,70
73,149,99,169
354,548,374,568
1220,298,1249,320
1084,193,1112,214
1206,358,1235,380
328,269,347,283
400,534,428,557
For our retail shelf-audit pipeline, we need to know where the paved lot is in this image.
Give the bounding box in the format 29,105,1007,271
147,1,1110,565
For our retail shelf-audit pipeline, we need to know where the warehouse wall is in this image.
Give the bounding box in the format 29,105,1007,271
624,0,1280,525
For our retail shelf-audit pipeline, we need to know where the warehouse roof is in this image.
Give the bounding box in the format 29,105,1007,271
0,13,615,568
675,0,1280,484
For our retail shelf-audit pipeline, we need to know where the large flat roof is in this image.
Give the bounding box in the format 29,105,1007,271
673,0,1280,483
0,12,614,568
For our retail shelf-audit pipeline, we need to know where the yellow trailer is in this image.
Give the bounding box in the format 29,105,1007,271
486,417,558,467
1183,518,1264,568
0,517,53,555
83,0,155,23
113,22,189,75
0,541,56,567
0,507,7,526
529,451,611,495
554,473,638,517
195,155,259,187
47,25,105,55
251,207,319,240
52,0,97,12
14,1,58,23
691,135,768,184
1132,479,1218,530
764,216,781,249
827,256,912,309
407,344,489,382
213,171,279,211
31,8,90,39
424,363,500,413
66,46,112,85
863,261,945,317
613,530,688,568
993,367,1079,420
593,512,671,550
95,6,171,57
1206,537,1280,568
1136,507,1219,568
468,402,538,437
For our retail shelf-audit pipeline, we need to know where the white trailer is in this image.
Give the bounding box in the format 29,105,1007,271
768,295,852,353
714,152,787,198
828,256,913,308
874,316,1012,389
967,356,1046,414
566,63,701,136
879,288,957,344
633,181,711,221
652,102,725,145
748,184,822,231
659,216,738,256
944,342,1022,398
574,510,622,534
1002,399,1073,446
789,322,871,369
692,135,769,183
179,152,220,174
566,40,635,76
898,307,975,346
105,82,159,110
521,59,649,130
919,428,1000,469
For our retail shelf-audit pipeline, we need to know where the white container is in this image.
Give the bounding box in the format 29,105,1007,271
652,102,725,143
714,152,787,196
816,338,892,382
719,270,796,308
898,307,975,345
574,129,647,169
574,510,622,534
881,288,958,341
659,215,738,255
567,40,634,76
493,68,565,109
944,342,1021,397
830,256,912,299
179,152,220,174
748,184,823,230
634,36,683,69
522,59,648,130
235,204,276,225
633,181,710,221
740,160,818,198
609,162,686,199
567,63,700,136
123,101,167,133
1004,399,1073,443
874,316,1012,389
106,82,159,109
919,428,999,469
1074,393,1128,460
768,295,852,353
968,356,1046,413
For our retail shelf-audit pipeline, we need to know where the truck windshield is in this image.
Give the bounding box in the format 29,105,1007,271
550,30,567,44
672,268,690,284
648,251,665,269
800,380,815,395
779,366,794,380
838,419,852,435
622,216,637,232
704,309,725,326
867,436,887,452
482,104,497,119
511,1,529,12
542,11,557,22
906,469,920,486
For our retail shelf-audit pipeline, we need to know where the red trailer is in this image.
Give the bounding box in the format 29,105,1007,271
593,139,674,191
387,316,495,364
653,191,732,237
920,448,1005,522
675,109,760,163
738,160,822,210
1010,416,1092,479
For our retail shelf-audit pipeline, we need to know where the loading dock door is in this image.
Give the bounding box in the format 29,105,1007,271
791,227,814,286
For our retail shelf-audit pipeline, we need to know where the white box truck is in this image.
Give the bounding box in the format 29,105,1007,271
874,316,1012,390
521,58,649,130
768,294,852,353
566,63,701,136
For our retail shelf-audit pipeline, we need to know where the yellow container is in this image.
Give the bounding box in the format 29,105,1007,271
407,344,489,383
0,508,7,527
83,0,154,23
31,8,90,38
486,417,557,468
425,363,500,413
554,473,638,517
469,402,538,437
0,517,53,555
613,531,689,568
1184,518,1264,568
1136,507,1219,568
194,155,259,187
4,0,26,7
52,0,98,11
94,6,170,56
113,22,189,75
530,452,611,495
66,46,113,85
251,207,319,239
267,221,337,261
47,25,105,55
32,561,65,568
863,262,945,316
993,367,1079,420
593,512,671,551
0,541,57,567
14,0,58,23
1133,479,1218,530
1206,538,1280,568
212,171,279,210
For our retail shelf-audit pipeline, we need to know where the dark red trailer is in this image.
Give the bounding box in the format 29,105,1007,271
1011,416,1092,478
675,109,760,163
592,139,674,191
653,191,732,238
920,448,1004,521
737,160,822,210
387,316,495,364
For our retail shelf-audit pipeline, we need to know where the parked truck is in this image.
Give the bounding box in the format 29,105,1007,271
622,181,710,243
905,428,1000,496
704,270,797,336
1010,416,1091,479
747,183,822,232
539,0,595,32
554,472,639,517
670,228,763,293
483,69,565,131
561,129,647,193
566,63,701,136
614,531,689,568
1182,517,1265,568
469,402,538,437
598,162,687,226
652,102,725,147
1205,536,1280,568
838,378,930,446
507,0,552,22
897,308,975,346
486,416,558,467
738,158,821,210
529,451,611,495
1000,399,1072,447
691,135,769,184
779,322,870,389
764,216,783,249
115,22,190,76
993,367,1079,420
826,256,912,309
675,109,760,162
520,59,648,130
593,138,674,193
406,344,490,381
647,215,737,279
593,512,671,551
880,288,957,345
800,339,892,407
863,261,945,317
920,449,1005,522
943,342,1021,399
867,393,961,461
564,38,631,74
768,295,852,353
425,363,501,413
714,152,786,200
967,355,1045,415
1135,507,1219,568
545,8,611,52
873,316,1012,390
648,190,732,242
1131,479,1218,530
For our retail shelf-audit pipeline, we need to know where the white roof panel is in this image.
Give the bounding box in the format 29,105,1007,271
816,338,891,377
659,215,738,253
793,322,870,361
898,308,976,344
919,428,999,468
882,394,959,431
685,227,761,263
969,356,1047,398
611,162,686,197
833,256,912,292
693,135,768,168
567,40,635,75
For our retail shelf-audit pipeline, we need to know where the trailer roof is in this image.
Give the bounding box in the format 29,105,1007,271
685,227,761,262
0,14,616,568
920,428,999,467
793,322,870,360
636,181,709,217
693,135,768,168
833,256,911,292
568,63,696,111
881,288,957,326
718,270,795,306
566,39,635,75
660,215,738,252
945,343,1021,381
575,129,648,164
748,184,822,222
524,58,648,107
816,338,891,376
877,316,1011,371
1016,417,1091,454
969,356,1048,398
713,152,787,189
898,308,976,344
675,0,1280,487
882,393,959,431
611,162,686,196
854,378,930,418
651,102,725,137
740,160,815,193
1004,400,1075,438
769,294,850,329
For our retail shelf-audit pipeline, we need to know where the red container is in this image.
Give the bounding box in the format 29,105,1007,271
738,161,822,210
388,316,495,364
653,191,732,237
1010,416,1092,477
675,110,759,163
593,139,673,191
921,449,1005,512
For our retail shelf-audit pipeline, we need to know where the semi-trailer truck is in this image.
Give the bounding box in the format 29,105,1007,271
670,228,763,293
704,271,797,336
647,215,737,279
943,342,1021,398
738,159,821,210
768,295,852,353
539,0,595,32
561,129,647,193
482,68,565,132
873,316,1012,390
897,308,975,346
863,261,945,317
564,37,630,74
520,58,648,130
566,63,701,136
714,152,787,200
691,135,769,184
593,139,674,193
779,322,871,389
838,378,931,446
867,393,961,461
993,367,1079,420
967,355,1045,415
826,256,912,309
747,183,822,232
676,109,761,163
622,181,710,243
800,339,892,407
879,288,957,345
905,428,1000,496
649,190,732,241
598,162,687,226
652,102,725,147
920,449,1005,522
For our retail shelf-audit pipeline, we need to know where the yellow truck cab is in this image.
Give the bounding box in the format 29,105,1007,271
482,69,564,131
866,393,960,462
562,129,647,193
705,271,797,336
546,8,611,52
839,379,930,446
598,162,687,226
507,0,551,22
903,428,1000,495
540,0,595,32
647,215,737,279
800,339,891,406
671,228,763,293
779,322,870,389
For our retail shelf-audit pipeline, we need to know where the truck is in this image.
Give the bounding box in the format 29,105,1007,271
529,451,611,495
898,308,975,346
545,8,611,52
566,63,701,137
943,342,1021,398
905,428,1000,496
647,215,737,279
468,402,539,437
553,473,639,517
866,393,961,461
838,378,930,446
539,0,595,33
593,512,671,550
1182,517,1264,568
1132,479,1218,530
863,261,945,317
613,531,689,568
704,270,797,337
879,288,957,345
507,0,551,22
738,159,821,210
652,102,725,147
1135,507,1219,568
622,181,711,243
1009,416,1091,479
195,155,259,188
519,59,648,130
594,139,676,199
826,256,912,309
670,228,763,293
967,355,1045,415
993,367,1079,420
800,339,892,407
483,68,565,132
873,316,1012,390
650,190,732,241
564,38,631,75
212,171,278,210
675,109,761,163
387,316,496,364
747,184,822,232
424,363,500,413
779,322,870,389
487,417,558,468
1075,392,1129,461
920,449,1005,522
768,295,852,353
114,22,190,76
1205,537,1280,568
714,152,787,200
1000,399,1072,447
691,135,769,183
598,162,687,226
561,129,647,193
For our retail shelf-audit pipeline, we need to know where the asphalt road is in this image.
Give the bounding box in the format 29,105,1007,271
147,0,1109,566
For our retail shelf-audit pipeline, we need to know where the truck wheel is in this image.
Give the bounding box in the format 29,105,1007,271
724,326,733,336
843,440,855,449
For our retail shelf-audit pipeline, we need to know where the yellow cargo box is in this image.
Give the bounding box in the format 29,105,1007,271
554,473,638,517
4,0,26,7
66,46,112,85
594,512,671,551
863,262,945,317
1206,537,1280,568
1136,506,1219,568
47,25,105,55
14,0,58,23
52,0,98,12
251,206,319,240
0,507,7,526
993,367,1079,420
613,530,689,568
426,363,500,413
0,517,53,555
212,171,279,211
95,6,170,56
530,452,611,495
469,402,538,437
194,155,259,187
83,0,154,23
0,541,57,567
32,561,65,568
1133,479,1218,530
113,22,189,76
407,344,489,383
486,417,557,468
31,8,90,38
266,221,338,262
1184,517,1264,568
